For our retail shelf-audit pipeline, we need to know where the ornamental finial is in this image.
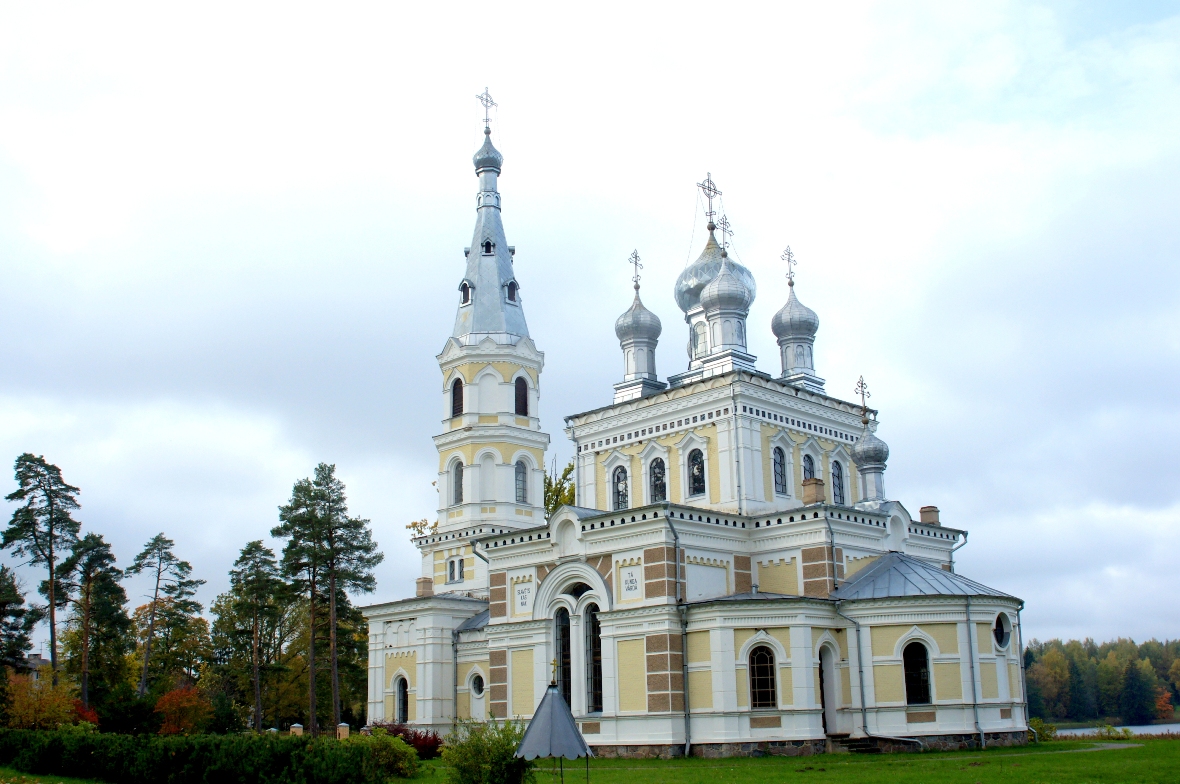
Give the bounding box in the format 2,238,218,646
628,249,643,291
697,172,721,228
855,375,872,424
716,215,733,258
476,87,497,130
782,246,797,287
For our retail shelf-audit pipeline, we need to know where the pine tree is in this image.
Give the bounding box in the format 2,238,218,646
229,540,282,731
273,477,324,733
1120,658,1156,725
313,464,382,729
60,534,125,709
0,565,37,716
3,454,82,685
125,534,205,696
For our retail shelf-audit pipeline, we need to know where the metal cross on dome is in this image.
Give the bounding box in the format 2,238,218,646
628,249,643,287
476,87,497,128
855,375,871,415
697,172,721,222
782,246,797,287
716,215,733,249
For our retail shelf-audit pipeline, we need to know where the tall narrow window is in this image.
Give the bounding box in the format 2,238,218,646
749,646,777,708
483,240,493,254
613,466,628,511
396,677,409,723
903,641,931,705
693,323,707,357
773,447,787,494
448,559,455,582
459,282,471,304
515,377,528,416
507,281,518,302
555,608,572,707
649,458,666,503
515,461,527,504
688,449,705,496
451,378,464,418
803,454,815,480
585,604,603,713
831,461,845,505
452,462,464,505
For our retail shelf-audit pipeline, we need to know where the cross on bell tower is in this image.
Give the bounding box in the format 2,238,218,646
782,246,797,287
628,249,643,290
476,87,497,129
855,375,872,423
697,172,721,226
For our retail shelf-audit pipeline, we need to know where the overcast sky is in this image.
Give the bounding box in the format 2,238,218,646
2,2,1178,654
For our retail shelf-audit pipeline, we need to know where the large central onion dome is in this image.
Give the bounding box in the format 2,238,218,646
674,229,757,312
615,286,662,342
700,256,754,313
771,283,819,339
473,127,503,172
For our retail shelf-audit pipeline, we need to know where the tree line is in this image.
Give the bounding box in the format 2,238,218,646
0,453,382,734
1025,636,1180,725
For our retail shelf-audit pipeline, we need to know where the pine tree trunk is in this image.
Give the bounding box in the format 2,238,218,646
252,605,262,730
138,564,162,697
47,498,58,687
329,571,340,728
308,570,317,734
81,577,92,709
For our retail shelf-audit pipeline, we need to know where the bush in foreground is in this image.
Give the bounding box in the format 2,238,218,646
0,728,417,784
441,719,533,784
369,722,443,760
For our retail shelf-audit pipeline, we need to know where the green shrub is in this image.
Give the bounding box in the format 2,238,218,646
348,729,419,779
441,719,534,784
0,728,419,783
1028,717,1057,741
1093,724,1135,740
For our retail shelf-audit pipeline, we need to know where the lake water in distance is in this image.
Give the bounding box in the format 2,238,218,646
1057,722,1180,736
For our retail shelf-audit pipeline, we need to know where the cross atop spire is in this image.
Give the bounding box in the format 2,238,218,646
855,375,872,422
476,87,497,129
782,246,797,287
628,249,643,290
697,172,721,225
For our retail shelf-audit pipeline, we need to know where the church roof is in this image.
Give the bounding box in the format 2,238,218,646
456,609,490,632
830,551,1015,601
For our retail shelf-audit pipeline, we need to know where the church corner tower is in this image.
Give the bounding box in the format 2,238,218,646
427,102,550,595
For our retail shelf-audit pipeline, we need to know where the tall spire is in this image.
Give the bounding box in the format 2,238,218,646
452,90,528,345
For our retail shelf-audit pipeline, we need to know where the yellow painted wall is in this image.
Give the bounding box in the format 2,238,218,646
617,639,647,712
980,660,999,699
1009,663,1022,700
813,628,848,660
933,662,963,700
873,664,905,703
844,555,879,578
440,442,545,472
445,361,536,386
976,624,994,655
841,668,852,706
733,628,755,659
770,627,792,654
919,623,959,655
760,424,774,502
736,668,748,708
779,667,793,705
687,631,711,663
385,651,417,689
456,691,470,719
758,559,798,595
706,426,721,503
383,695,393,719
688,670,713,710
511,649,534,717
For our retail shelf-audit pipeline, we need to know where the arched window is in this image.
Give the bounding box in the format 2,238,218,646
903,641,931,705
471,674,484,697
396,676,409,723
555,607,572,706
507,281,517,302
993,614,1012,649
649,458,666,503
693,323,707,357
803,454,815,480
515,461,527,504
451,378,464,418
515,377,528,416
482,240,493,254
585,604,603,713
688,449,705,496
459,282,471,304
749,646,777,708
773,447,787,495
831,461,845,505
452,462,464,505
613,466,628,511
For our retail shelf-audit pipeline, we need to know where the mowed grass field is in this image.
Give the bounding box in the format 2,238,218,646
4,738,1178,784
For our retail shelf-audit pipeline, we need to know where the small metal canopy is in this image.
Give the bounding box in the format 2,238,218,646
516,682,592,782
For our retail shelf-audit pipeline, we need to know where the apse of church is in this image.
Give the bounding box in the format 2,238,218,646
361,96,1027,756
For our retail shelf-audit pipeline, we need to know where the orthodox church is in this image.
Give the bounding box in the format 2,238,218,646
361,108,1029,755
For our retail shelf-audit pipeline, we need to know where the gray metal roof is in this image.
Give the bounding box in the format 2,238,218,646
515,684,593,760
456,609,490,632
830,551,1015,601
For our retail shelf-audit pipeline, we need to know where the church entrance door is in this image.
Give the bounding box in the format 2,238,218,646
818,645,838,735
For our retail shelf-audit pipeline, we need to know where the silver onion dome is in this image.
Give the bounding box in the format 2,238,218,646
674,229,757,313
473,127,503,172
852,427,890,466
771,284,819,340
700,257,754,313
615,287,662,342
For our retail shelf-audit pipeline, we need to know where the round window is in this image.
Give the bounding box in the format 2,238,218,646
471,674,485,697
993,614,1012,649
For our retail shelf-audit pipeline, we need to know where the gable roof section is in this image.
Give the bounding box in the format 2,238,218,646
830,551,1015,601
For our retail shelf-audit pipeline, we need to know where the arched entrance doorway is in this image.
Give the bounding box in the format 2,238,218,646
818,645,838,734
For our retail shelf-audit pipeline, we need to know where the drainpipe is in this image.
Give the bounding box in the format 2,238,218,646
1016,604,1035,743
666,506,691,757
834,602,924,750
730,386,744,516
452,627,460,730
965,595,984,748
949,531,968,574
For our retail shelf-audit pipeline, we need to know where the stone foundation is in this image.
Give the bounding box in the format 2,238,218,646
589,732,1025,758
864,730,1028,753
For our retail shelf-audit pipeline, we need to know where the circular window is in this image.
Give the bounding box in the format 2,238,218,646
993,614,1012,649
471,674,485,697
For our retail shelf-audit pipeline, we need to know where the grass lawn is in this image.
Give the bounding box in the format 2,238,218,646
0,769,103,784
509,738,1180,784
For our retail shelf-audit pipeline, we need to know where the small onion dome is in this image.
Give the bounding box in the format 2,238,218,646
615,287,662,342
852,428,890,466
473,127,503,172
700,257,754,313
674,229,757,313
771,284,819,340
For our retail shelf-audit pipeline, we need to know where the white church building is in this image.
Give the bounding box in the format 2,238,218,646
361,110,1029,756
